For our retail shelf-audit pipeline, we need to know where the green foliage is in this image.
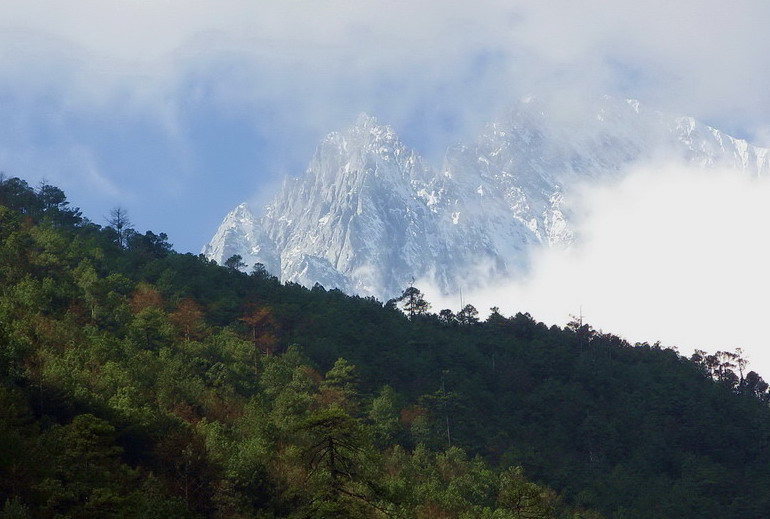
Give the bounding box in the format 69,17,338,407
369,386,402,448
0,497,32,519
2,176,770,518
35,414,139,518
456,304,479,325
320,358,360,413
291,405,380,518
223,254,246,272
394,286,431,318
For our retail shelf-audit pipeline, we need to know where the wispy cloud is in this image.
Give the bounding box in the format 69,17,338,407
3,1,769,139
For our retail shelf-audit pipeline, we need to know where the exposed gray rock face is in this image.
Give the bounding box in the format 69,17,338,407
203,97,770,300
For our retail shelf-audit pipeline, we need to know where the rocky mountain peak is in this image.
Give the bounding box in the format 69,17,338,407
204,99,770,301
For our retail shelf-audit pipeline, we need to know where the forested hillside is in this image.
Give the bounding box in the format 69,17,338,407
1,176,769,519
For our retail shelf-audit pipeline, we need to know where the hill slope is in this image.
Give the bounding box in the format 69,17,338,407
3,176,770,518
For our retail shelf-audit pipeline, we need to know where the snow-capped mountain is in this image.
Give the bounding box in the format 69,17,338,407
203,96,770,300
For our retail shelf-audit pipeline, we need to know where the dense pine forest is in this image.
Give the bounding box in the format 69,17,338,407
2,175,770,518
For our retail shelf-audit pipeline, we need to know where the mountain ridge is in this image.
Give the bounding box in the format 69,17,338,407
204,97,770,300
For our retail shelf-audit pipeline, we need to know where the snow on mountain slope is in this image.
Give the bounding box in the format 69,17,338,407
203,97,770,301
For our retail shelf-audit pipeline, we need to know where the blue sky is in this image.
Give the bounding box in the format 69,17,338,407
3,1,770,372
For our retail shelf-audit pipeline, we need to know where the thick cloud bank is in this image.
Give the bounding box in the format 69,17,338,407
422,162,770,375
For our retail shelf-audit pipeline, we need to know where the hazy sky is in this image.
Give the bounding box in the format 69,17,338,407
2,2,770,371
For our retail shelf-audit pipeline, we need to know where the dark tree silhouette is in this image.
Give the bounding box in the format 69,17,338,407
107,206,132,248
396,285,431,318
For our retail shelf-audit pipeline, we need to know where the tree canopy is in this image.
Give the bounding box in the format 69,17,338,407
1,176,769,519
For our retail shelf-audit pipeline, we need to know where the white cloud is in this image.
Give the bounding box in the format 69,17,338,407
423,162,770,376
2,1,769,133
508,0,770,137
